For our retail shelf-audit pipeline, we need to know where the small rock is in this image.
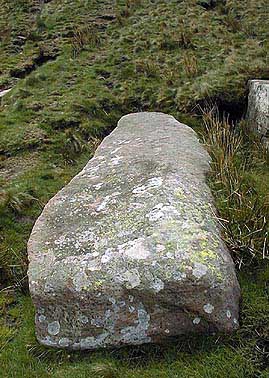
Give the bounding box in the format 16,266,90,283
247,79,269,148
0,88,12,98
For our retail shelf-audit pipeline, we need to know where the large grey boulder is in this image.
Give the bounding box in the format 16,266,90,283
247,80,269,148
28,112,240,350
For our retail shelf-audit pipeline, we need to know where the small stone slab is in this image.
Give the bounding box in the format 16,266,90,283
28,112,240,350
0,88,12,98
247,80,269,148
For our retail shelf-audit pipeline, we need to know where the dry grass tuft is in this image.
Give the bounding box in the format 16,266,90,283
202,105,269,268
71,25,101,58
135,60,160,78
89,363,119,378
182,53,199,77
0,190,41,214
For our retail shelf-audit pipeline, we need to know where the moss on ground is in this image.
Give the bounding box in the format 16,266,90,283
0,0,268,377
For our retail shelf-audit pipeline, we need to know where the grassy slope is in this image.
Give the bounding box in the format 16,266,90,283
0,0,268,377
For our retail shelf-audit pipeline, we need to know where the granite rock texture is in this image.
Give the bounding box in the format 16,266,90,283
247,80,269,148
28,112,240,350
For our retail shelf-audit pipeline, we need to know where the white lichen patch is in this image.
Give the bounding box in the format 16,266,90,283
117,139,131,145
193,317,201,325
96,191,121,212
101,253,111,264
129,305,135,313
91,316,105,327
203,303,214,314
54,235,68,246
166,252,174,259
111,156,122,165
74,230,95,250
119,303,151,344
150,278,164,292
48,321,60,336
111,146,122,154
119,238,151,260
79,332,109,349
156,244,165,253
59,338,71,347
96,195,111,212
120,269,141,289
93,183,103,190
38,314,46,323
95,155,105,161
172,271,187,281
79,314,89,324
34,249,55,272
146,204,165,222
148,177,163,187
132,177,163,195
192,262,208,279
87,260,100,271
73,270,89,292
146,204,179,223
42,336,58,347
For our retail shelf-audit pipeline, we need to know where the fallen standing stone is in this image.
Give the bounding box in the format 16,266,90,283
28,112,240,350
247,79,269,148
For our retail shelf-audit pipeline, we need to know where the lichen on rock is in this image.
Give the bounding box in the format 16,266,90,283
28,112,240,350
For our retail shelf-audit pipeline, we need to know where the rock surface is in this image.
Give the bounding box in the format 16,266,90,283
247,80,269,148
28,112,240,350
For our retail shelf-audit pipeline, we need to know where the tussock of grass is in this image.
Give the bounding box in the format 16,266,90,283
88,362,119,378
202,105,269,268
71,24,102,58
0,189,41,214
182,52,199,78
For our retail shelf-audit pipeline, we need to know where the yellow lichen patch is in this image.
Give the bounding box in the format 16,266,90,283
174,187,185,199
190,249,223,281
197,249,218,262
93,280,104,289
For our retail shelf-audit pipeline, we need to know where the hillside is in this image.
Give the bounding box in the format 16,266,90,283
0,1,268,377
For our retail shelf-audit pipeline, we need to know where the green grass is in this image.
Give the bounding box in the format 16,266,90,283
0,0,269,377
